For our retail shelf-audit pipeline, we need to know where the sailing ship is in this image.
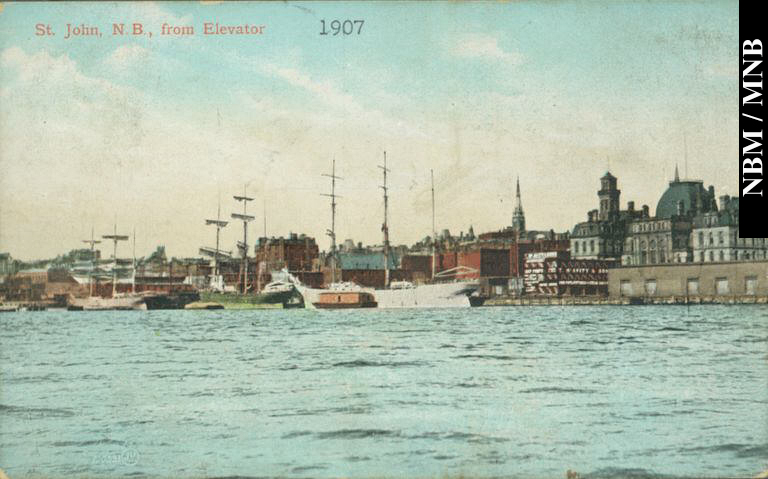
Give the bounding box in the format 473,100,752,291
198,191,303,309
291,155,481,308
370,152,481,308
67,226,146,311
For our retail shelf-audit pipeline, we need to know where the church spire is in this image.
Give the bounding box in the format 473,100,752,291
674,164,680,182
512,176,526,233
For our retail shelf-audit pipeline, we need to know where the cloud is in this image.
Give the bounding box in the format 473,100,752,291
262,63,360,114
104,44,150,70
450,33,523,64
245,54,434,141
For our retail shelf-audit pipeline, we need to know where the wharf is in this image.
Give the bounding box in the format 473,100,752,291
484,295,768,306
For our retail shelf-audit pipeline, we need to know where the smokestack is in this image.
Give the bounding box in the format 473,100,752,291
719,195,730,211
642,205,649,218
628,201,635,211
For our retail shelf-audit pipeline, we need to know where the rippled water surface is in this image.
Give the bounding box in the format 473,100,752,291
1,306,766,478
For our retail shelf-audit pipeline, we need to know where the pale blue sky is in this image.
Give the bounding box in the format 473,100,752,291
0,1,739,259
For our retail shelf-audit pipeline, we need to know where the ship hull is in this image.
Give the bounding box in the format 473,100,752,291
68,295,146,311
374,282,479,308
199,289,301,309
143,292,201,310
314,302,377,309
297,281,479,309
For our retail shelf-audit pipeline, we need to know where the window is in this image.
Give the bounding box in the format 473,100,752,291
699,232,704,245
709,233,714,245
709,251,714,262
620,280,632,296
590,240,594,253
687,278,699,295
746,276,758,295
644,279,657,296
718,251,724,261
734,250,739,260
575,242,580,253
715,277,729,295
699,252,705,262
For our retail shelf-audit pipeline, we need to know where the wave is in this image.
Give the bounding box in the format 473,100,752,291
52,438,125,447
410,431,510,444
678,442,768,459
583,467,674,479
453,354,518,360
520,387,598,394
0,404,75,418
331,359,424,368
315,428,399,439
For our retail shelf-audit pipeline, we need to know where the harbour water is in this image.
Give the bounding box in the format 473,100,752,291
1,306,766,478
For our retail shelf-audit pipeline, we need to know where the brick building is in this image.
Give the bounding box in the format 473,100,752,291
254,233,319,272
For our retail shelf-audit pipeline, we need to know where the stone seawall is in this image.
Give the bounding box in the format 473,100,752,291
484,295,768,306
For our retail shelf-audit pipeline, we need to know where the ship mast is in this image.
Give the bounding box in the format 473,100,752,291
102,224,129,298
132,227,136,294
431,169,436,280
82,227,101,297
205,198,229,280
378,151,391,288
232,186,255,294
321,159,342,284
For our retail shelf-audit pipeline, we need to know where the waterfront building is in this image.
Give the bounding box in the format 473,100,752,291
254,233,319,272
523,251,615,296
621,169,767,266
623,167,717,265
691,195,768,262
336,250,403,288
609,260,768,298
570,172,645,261
623,216,693,265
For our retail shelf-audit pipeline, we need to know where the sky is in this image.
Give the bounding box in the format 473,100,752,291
0,1,739,260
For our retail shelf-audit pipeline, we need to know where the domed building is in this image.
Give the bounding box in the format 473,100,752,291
623,168,716,266
655,167,717,219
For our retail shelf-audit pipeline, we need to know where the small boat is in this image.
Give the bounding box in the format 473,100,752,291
313,291,377,309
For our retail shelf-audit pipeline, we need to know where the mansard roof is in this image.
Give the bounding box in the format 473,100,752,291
655,179,714,219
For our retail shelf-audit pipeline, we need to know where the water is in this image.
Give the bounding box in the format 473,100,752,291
1,306,766,478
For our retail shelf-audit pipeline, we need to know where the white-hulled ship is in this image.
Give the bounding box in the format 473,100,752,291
373,280,480,308
292,155,482,309
68,226,146,311
369,155,481,308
